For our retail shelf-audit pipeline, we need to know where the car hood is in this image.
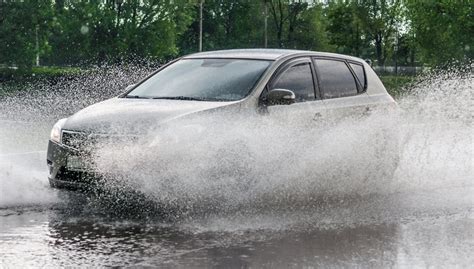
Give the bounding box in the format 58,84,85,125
63,97,237,134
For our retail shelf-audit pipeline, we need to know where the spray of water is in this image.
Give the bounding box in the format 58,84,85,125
0,154,56,209
0,65,152,208
0,65,472,227
0,64,154,122
88,68,473,220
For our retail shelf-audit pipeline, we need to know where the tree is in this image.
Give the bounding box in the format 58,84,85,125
1,0,470,70
0,1,53,68
326,2,370,57
325,1,404,65
178,0,264,53
289,3,330,51
44,0,194,66
355,0,403,66
266,0,306,48
405,0,473,67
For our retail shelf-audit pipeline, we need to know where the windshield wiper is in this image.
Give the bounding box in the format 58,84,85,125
151,96,213,101
124,95,151,99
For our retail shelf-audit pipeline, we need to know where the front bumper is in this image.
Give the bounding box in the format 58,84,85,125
47,140,99,190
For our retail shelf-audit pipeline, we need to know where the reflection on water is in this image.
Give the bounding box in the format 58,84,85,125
0,203,472,268
46,219,400,268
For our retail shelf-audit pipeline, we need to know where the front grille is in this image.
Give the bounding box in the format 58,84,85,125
58,168,98,183
61,130,139,151
61,131,90,150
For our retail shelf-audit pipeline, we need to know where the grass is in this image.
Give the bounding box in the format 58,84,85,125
31,66,82,76
379,75,416,97
0,66,86,96
0,66,83,81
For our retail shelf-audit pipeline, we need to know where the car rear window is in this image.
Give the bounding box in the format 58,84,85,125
314,59,358,99
349,63,366,90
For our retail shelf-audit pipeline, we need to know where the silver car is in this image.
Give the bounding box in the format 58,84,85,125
47,49,398,190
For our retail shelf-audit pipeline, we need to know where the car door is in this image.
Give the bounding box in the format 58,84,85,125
260,57,326,127
313,57,373,122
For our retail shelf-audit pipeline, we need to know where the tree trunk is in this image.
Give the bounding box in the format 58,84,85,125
375,33,384,65
268,0,285,48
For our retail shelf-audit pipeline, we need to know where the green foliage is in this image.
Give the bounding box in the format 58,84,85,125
264,0,328,50
355,0,403,66
0,0,471,70
326,1,403,65
326,2,369,56
0,66,82,82
44,0,195,65
0,0,53,68
405,0,473,67
179,1,265,53
380,75,416,97
291,4,330,51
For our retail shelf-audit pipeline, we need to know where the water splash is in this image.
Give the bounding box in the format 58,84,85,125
0,65,472,227
89,68,473,219
0,64,154,122
0,64,153,208
0,152,56,208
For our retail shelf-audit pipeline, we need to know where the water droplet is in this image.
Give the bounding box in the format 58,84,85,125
80,25,89,35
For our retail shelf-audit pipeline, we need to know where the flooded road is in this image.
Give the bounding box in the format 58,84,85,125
1,119,472,268
0,200,471,268
1,71,472,267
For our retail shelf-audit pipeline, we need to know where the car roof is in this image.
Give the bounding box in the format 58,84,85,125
183,49,364,62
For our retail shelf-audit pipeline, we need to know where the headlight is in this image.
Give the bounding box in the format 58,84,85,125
50,118,67,143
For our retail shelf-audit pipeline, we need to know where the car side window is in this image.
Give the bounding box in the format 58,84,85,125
271,62,315,102
349,63,366,90
314,59,358,99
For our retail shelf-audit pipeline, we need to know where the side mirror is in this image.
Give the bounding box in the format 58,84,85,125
125,84,136,91
264,89,296,106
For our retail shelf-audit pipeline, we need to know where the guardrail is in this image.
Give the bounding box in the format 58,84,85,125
372,66,426,76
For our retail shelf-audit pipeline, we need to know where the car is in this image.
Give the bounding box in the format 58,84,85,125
47,49,398,190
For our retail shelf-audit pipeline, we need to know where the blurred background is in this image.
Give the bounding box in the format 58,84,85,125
0,0,472,96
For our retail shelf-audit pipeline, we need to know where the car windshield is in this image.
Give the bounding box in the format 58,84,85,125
126,58,271,101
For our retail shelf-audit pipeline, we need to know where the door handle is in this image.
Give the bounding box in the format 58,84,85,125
313,112,322,121
363,106,371,116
